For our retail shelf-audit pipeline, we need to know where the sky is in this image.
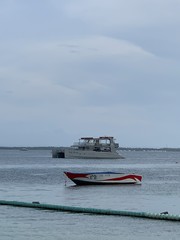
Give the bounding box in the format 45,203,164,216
0,0,180,148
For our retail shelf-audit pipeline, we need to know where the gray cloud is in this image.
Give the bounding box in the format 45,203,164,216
0,1,180,147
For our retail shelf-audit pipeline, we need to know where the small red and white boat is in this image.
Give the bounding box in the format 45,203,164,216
64,171,142,185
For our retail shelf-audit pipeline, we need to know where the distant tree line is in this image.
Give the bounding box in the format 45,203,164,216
119,147,180,152
0,146,180,152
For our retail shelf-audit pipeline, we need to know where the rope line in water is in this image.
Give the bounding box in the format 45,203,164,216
0,200,180,222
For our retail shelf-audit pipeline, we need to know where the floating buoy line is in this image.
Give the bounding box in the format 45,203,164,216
0,200,180,222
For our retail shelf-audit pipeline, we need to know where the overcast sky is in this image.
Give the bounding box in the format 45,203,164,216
1,0,180,147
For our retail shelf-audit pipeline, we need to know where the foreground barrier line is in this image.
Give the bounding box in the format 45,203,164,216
0,200,180,222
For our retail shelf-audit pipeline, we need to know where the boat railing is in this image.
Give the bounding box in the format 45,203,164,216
72,142,95,148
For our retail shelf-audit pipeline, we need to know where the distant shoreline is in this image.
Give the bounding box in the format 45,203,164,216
0,147,53,150
119,147,180,152
0,146,180,152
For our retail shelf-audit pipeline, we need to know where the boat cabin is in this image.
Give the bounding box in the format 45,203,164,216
72,136,119,152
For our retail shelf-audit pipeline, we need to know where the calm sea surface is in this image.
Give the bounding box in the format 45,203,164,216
0,149,180,239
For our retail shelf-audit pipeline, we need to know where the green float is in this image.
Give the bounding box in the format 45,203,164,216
0,200,180,221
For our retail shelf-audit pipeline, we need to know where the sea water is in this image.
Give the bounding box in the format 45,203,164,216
0,149,180,240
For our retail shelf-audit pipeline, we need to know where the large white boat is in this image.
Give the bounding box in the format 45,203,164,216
52,136,124,159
